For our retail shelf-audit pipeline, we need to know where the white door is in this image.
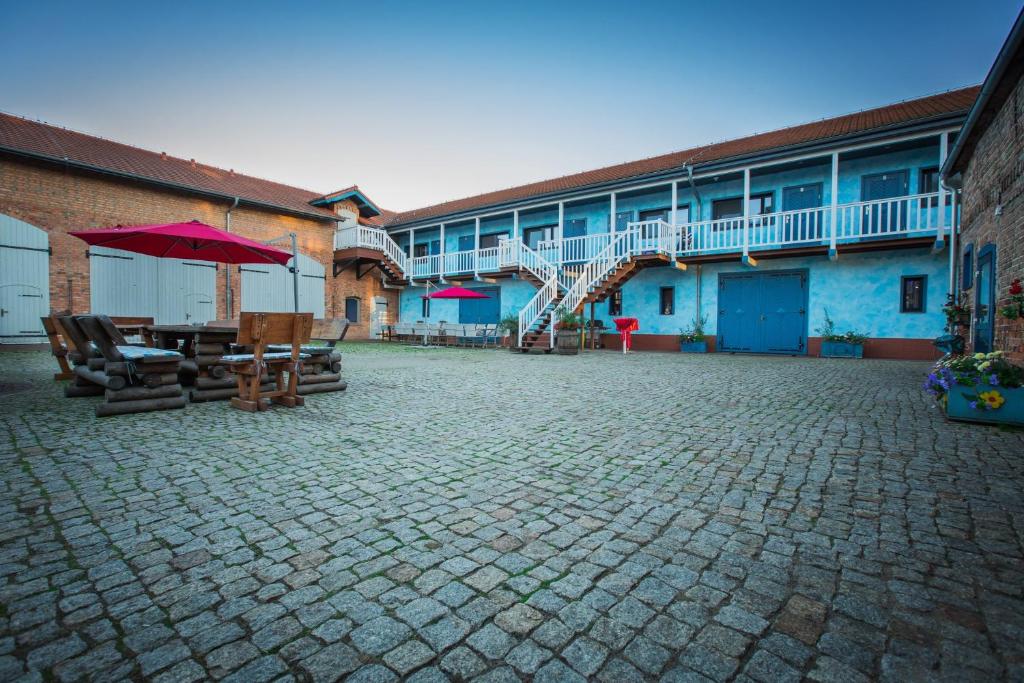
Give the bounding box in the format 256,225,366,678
89,247,217,324
240,252,325,317
0,214,50,344
371,296,390,338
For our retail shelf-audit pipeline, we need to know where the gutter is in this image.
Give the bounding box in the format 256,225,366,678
386,111,969,231
0,147,338,224
942,10,1024,179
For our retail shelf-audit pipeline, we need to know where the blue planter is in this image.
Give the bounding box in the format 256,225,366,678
946,385,1024,427
821,341,863,358
680,341,707,353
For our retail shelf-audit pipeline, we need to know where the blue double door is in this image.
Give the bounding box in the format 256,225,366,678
718,270,808,354
459,286,500,324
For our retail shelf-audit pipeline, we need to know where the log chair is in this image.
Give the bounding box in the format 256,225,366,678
218,312,313,412
41,315,75,381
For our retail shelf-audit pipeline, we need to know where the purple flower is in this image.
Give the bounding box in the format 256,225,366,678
989,374,999,386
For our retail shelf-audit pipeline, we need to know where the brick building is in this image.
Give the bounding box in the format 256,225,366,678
943,9,1024,359
0,114,397,342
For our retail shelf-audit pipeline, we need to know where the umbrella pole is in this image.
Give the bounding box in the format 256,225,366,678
291,233,300,313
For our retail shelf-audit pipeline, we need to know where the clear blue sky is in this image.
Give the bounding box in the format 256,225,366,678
1,1,1019,211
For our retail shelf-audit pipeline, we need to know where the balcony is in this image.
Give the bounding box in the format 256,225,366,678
334,192,956,282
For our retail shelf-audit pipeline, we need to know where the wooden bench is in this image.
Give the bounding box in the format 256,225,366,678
41,315,74,380
75,315,186,417
268,318,350,396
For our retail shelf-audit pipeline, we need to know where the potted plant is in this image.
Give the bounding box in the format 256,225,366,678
942,293,972,331
498,313,519,350
924,351,1024,426
999,278,1024,320
554,306,582,355
817,309,868,358
679,314,708,353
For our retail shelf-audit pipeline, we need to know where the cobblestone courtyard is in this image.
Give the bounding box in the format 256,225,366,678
1,345,1024,682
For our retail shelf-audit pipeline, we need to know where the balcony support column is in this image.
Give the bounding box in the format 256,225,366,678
409,226,416,284
610,192,617,234
439,223,446,282
513,210,519,242
474,217,480,279
557,202,565,265
937,132,949,247
670,181,679,257
741,168,754,266
829,152,839,261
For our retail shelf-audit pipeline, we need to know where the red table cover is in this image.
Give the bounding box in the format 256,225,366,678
613,317,639,350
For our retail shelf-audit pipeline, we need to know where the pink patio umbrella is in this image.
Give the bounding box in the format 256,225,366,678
421,286,491,299
69,220,292,265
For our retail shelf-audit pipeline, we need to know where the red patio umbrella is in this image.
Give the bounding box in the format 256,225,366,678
69,220,291,265
421,286,491,299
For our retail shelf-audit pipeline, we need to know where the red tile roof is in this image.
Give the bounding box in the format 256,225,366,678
0,112,339,220
386,86,981,227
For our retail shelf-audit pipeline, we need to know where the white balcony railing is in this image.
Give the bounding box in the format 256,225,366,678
337,193,955,283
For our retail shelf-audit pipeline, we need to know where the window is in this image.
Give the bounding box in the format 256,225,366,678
712,193,773,224
919,167,940,208
614,211,634,231
523,225,555,249
414,243,429,257
660,287,674,316
901,276,927,313
421,297,430,318
479,232,508,249
344,297,360,323
639,207,669,222
962,243,974,289
608,289,622,316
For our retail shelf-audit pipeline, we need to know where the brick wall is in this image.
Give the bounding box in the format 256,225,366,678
0,156,397,339
959,76,1024,361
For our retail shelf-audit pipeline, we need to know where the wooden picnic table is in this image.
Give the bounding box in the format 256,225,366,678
146,324,236,358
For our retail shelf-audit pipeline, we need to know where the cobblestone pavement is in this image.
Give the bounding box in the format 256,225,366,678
2,345,1024,682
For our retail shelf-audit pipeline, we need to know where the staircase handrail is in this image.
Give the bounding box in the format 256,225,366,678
517,275,558,348
559,231,631,316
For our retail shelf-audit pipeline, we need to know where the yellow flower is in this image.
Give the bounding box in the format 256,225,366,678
979,390,1005,410
974,353,985,360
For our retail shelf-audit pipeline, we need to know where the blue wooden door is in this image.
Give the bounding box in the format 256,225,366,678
782,183,823,241
458,235,474,251
563,219,586,238
974,246,995,353
761,272,807,353
430,240,440,255
718,271,807,354
718,274,761,352
862,170,908,235
459,287,500,324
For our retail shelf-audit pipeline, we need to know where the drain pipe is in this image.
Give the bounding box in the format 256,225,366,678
685,165,703,218
941,177,961,303
225,197,240,317
686,165,704,328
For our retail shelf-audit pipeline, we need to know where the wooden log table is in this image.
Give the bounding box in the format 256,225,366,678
146,324,272,401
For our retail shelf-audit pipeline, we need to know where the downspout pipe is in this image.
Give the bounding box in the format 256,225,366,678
685,165,703,218
941,176,962,304
225,197,240,318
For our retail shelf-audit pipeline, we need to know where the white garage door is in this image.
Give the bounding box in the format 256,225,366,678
0,214,50,344
240,252,325,317
89,246,217,324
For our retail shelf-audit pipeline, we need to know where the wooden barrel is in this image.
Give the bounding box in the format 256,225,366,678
556,330,580,355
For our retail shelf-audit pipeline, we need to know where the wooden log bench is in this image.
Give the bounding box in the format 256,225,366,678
75,315,186,417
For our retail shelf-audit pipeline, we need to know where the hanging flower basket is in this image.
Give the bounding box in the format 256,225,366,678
924,351,1024,427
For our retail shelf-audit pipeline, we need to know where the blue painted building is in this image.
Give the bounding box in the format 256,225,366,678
334,87,980,358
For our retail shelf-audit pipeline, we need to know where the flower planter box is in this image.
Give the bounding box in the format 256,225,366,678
821,341,863,358
946,385,1024,427
680,341,707,353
